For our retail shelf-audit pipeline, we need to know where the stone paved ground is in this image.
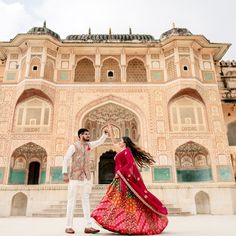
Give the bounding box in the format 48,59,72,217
0,215,235,236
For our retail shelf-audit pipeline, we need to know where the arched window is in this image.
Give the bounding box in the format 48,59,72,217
101,58,120,82
11,192,27,216
44,59,54,81
195,191,211,214
127,58,147,82
166,57,177,80
175,141,212,182
74,58,95,82
29,57,41,78
170,96,207,132
14,98,51,132
179,56,192,78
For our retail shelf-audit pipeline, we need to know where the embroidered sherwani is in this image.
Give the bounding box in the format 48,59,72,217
62,133,108,228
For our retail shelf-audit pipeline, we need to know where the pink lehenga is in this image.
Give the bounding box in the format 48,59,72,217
91,148,168,235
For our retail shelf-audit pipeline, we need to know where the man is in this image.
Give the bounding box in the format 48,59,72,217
63,128,109,234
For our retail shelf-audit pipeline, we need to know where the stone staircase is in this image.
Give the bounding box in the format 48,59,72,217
33,185,191,217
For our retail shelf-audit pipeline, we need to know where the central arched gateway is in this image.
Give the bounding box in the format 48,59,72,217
83,102,140,141
81,102,141,184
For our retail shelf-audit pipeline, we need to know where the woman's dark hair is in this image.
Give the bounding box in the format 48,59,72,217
122,136,155,167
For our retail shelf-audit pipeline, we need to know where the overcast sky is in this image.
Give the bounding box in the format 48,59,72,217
0,0,235,60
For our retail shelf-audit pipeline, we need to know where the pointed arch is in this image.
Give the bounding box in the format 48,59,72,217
9,142,47,185
101,57,121,82
13,90,53,133
11,192,28,216
75,95,146,144
179,56,192,78
44,58,55,81
168,88,207,132
29,56,41,78
74,58,95,82
175,141,212,182
195,191,211,214
127,58,147,82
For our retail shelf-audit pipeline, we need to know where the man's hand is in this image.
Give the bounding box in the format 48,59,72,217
63,173,69,183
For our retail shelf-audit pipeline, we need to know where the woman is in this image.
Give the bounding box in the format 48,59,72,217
91,132,168,235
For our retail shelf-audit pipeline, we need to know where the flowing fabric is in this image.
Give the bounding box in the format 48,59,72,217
91,148,168,234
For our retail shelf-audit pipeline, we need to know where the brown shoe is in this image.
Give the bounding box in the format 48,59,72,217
65,228,75,234
84,227,100,234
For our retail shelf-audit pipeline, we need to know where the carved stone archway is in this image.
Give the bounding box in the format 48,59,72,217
175,141,212,182
83,103,140,142
82,102,141,184
9,142,47,185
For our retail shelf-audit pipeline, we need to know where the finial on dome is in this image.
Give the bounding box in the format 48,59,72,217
129,27,132,35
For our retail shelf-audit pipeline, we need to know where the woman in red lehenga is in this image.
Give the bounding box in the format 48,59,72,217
91,130,168,235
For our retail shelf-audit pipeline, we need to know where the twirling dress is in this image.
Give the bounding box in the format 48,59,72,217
91,148,168,235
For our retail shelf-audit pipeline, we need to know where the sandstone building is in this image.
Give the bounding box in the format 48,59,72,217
0,23,235,216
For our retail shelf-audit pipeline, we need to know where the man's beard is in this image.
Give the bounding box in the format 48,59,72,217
83,137,90,142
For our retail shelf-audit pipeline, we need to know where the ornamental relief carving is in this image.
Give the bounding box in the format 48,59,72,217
154,91,163,102
12,142,47,160
4,90,14,102
84,103,137,123
0,156,7,166
83,103,139,141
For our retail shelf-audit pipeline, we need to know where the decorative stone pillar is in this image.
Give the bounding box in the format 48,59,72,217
174,47,181,78
121,52,126,82
40,47,47,78
45,156,51,184
146,54,151,82
95,51,101,82
190,48,196,77
160,50,167,81
25,47,32,78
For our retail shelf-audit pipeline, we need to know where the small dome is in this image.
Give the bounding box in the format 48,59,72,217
27,22,60,40
160,27,192,41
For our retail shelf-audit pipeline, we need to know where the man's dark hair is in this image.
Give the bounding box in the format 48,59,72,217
78,128,89,137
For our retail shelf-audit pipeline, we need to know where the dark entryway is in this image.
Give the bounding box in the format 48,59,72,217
27,161,40,184
99,150,116,184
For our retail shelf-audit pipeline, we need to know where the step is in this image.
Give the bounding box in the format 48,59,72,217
33,211,192,217
41,206,183,214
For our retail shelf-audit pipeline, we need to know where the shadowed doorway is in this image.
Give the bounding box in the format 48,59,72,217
28,161,40,184
99,151,116,184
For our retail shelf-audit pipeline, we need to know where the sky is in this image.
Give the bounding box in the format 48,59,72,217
0,0,235,60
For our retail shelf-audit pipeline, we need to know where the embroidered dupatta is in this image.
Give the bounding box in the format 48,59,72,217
115,147,168,216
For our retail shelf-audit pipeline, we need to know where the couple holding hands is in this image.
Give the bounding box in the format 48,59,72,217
62,124,168,235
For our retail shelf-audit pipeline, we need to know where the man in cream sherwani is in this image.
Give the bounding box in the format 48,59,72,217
63,128,109,234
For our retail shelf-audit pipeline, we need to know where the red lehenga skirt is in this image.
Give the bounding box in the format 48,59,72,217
91,178,168,235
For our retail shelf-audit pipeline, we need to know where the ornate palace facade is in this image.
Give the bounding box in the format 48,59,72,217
0,24,235,216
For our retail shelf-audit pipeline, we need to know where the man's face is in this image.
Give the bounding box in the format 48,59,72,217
80,131,90,142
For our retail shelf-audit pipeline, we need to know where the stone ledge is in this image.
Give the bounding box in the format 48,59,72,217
0,183,235,191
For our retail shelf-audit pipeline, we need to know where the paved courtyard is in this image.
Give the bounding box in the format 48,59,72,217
0,215,235,236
